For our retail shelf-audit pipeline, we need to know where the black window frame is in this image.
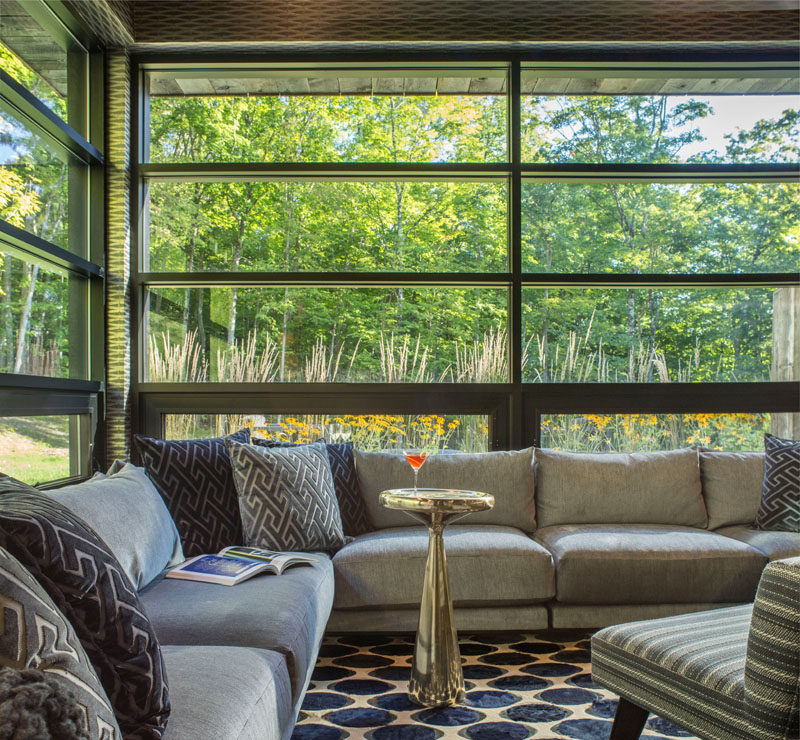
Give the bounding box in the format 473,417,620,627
0,0,104,484
131,53,800,448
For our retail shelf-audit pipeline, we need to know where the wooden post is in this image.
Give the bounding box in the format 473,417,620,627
771,286,800,439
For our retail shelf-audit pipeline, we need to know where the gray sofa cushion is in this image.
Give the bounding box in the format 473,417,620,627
161,646,292,740
45,462,184,589
700,450,764,530
534,448,707,528
715,525,800,561
535,524,767,604
139,553,333,704
355,448,536,531
333,524,554,609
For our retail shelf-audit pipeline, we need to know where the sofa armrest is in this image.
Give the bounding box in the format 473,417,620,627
745,556,800,740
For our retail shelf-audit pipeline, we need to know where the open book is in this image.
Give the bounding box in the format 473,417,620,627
165,546,316,586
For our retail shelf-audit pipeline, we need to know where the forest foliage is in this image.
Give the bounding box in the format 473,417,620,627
1,64,798,391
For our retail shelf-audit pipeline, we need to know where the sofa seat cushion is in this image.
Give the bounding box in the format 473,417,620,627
332,525,554,609
715,525,800,560
139,554,333,703
535,524,767,604
161,645,292,740
592,604,753,740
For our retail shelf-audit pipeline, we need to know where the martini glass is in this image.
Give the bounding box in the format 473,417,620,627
403,448,431,491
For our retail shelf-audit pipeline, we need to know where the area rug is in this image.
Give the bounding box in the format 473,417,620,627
292,630,698,740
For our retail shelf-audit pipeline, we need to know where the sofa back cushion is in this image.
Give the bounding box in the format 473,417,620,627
45,462,184,589
700,450,764,530
355,448,536,531
535,448,707,528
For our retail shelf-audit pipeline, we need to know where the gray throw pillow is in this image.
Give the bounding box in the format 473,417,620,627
756,434,800,532
227,440,346,552
44,462,184,589
0,546,121,740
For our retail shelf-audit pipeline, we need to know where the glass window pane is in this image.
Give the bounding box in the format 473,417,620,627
0,250,87,378
522,181,800,274
521,71,799,164
1,110,84,252
522,287,780,383
540,413,771,452
162,412,490,452
145,286,507,383
148,180,507,273
0,414,80,483
148,68,507,163
0,0,82,127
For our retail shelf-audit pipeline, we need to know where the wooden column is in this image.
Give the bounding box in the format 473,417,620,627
771,286,800,439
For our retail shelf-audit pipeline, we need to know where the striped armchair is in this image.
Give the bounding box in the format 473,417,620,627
591,557,800,740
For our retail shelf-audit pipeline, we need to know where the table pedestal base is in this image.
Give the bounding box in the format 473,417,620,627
409,521,465,707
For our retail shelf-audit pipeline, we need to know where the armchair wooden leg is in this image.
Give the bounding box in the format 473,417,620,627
609,697,649,740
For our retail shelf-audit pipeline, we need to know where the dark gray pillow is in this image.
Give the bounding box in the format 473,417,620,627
0,476,170,738
756,434,800,532
227,440,346,552
133,429,250,556
0,546,121,739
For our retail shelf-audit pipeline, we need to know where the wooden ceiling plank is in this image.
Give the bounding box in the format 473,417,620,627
337,77,372,94
308,77,340,93
437,77,470,93
372,77,405,94
404,77,437,94
175,78,216,94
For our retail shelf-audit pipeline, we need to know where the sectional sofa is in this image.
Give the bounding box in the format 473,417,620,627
0,444,797,740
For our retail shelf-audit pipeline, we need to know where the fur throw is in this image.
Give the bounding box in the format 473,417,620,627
0,667,88,740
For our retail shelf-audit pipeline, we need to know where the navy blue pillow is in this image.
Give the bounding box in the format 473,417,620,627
756,433,799,532
252,439,372,536
134,429,250,556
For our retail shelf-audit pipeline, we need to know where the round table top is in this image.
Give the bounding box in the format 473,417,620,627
379,488,494,515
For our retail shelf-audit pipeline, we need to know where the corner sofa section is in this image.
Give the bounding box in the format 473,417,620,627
329,446,799,630
41,464,335,740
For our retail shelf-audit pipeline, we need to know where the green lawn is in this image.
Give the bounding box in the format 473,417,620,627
0,416,71,485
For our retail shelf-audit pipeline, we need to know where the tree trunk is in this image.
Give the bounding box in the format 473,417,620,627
647,289,657,382
183,184,203,332
13,263,39,373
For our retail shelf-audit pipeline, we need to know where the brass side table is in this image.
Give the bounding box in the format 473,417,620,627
379,488,494,707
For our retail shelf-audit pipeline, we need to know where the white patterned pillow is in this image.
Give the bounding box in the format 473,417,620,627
227,440,346,552
0,547,121,740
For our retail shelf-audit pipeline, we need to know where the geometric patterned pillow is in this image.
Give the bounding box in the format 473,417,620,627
133,428,250,556
0,475,170,738
227,440,346,553
0,547,121,740
252,438,371,536
756,433,800,532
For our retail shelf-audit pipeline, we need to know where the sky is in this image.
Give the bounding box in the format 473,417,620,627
676,94,798,157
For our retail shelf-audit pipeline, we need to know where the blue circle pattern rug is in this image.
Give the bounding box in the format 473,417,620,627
292,630,698,739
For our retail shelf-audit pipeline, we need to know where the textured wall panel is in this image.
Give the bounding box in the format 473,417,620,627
105,49,131,465
64,0,134,46
128,1,799,43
